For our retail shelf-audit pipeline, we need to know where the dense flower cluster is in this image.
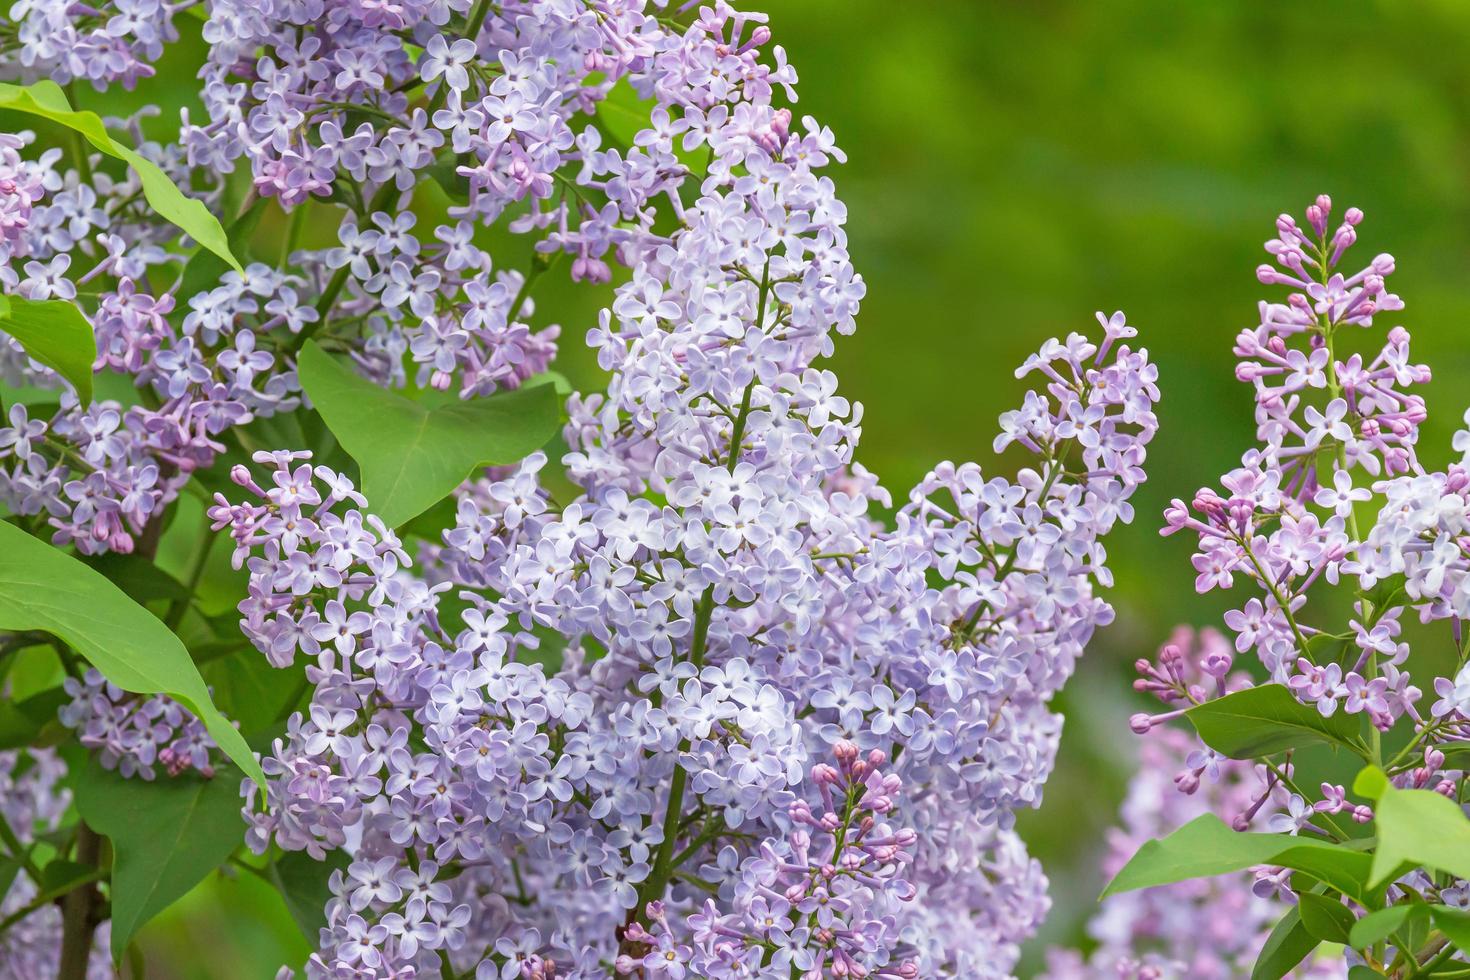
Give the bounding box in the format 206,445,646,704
0,2,1161,977
214,119,1155,980
0,122,311,554
59,668,219,780
1129,197,1470,974
2,0,180,90
1155,197,1427,712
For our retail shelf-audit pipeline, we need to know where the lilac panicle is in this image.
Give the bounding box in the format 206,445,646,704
1,2,1163,978
1134,196,1470,976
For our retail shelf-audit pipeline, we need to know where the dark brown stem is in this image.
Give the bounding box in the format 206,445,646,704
56,824,101,980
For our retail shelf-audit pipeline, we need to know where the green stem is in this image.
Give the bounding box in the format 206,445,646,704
629,257,771,916
63,83,92,185
164,515,218,631
637,587,715,909
0,811,42,884
464,0,496,40
0,867,106,934
280,203,309,270
1406,940,1456,979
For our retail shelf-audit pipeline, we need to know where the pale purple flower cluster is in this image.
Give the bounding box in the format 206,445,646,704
0,1,1163,975
615,742,918,979
59,668,218,779
1132,197,1470,972
0,120,310,553
2,0,180,89
208,6,1159,961
1157,197,1428,721
0,748,111,977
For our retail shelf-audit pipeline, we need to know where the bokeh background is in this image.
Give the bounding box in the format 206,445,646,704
82,0,1470,974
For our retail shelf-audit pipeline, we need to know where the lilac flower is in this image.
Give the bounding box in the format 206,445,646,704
2,2,1162,975
1134,197,1470,977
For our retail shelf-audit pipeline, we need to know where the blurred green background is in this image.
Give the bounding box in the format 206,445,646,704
105,0,1470,975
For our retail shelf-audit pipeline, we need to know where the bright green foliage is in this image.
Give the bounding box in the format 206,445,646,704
0,81,239,271
1250,906,1317,980
1355,765,1470,887
1185,684,1366,760
172,197,267,305
1271,844,1375,906
70,755,246,959
0,295,97,404
0,521,264,786
1350,903,1429,950
1101,813,1361,898
1434,906,1470,954
298,339,562,527
1296,892,1354,945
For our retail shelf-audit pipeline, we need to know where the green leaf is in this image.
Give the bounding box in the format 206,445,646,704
1251,906,1319,980
1186,684,1365,760
0,686,68,749
298,340,562,527
81,552,188,606
595,78,649,148
269,848,349,943
1102,813,1350,897
1274,844,1375,905
1355,766,1470,887
1350,903,1428,949
0,295,96,404
1353,764,1390,800
1298,892,1355,945
0,81,239,271
0,859,18,901
1433,905,1470,953
39,857,95,893
200,654,305,737
70,756,245,960
1348,968,1380,980
0,521,263,786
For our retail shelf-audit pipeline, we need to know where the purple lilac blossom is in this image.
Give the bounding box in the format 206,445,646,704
1134,196,1470,975
0,1,1164,976
214,77,1156,974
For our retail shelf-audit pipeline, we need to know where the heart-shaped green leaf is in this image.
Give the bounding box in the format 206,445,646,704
70,754,245,959
1101,813,1357,898
1186,683,1366,760
1354,766,1470,887
0,295,96,404
298,339,562,527
1297,891,1355,945
1350,902,1428,950
0,521,263,786
0,81,239,271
